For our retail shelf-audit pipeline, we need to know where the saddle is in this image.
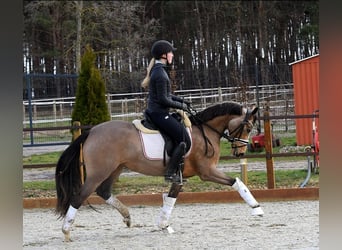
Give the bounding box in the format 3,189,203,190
132,110,192,161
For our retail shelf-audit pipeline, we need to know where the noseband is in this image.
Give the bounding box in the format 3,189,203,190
223,119,253,148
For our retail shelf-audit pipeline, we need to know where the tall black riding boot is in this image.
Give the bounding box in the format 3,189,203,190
165,142,186,183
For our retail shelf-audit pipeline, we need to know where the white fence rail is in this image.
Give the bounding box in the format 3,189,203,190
23,84,295,146
23,84,294,123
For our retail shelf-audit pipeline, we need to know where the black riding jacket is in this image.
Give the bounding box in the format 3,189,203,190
146,62,184,114
145,62,191,150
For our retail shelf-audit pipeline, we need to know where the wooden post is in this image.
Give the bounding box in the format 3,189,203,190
72,121,81,141
264,105,275,189
240,158,248,184
79,143,84,185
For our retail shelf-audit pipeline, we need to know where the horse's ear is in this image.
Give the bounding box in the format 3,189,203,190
251,106,259,116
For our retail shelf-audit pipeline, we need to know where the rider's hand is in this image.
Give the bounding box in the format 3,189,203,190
181,102,188,111
183,100,191,106
182,103,192,114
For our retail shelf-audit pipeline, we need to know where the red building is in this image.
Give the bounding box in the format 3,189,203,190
289,54,319,145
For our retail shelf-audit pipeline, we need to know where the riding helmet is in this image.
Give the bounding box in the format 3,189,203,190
151,40,176,59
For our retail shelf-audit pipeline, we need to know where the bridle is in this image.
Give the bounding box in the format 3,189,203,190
188,106,255,156
206,110,254,149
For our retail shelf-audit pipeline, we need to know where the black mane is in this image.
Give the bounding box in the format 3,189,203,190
189,102,242,124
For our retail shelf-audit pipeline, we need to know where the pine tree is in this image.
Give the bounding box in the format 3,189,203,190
72,45,110,130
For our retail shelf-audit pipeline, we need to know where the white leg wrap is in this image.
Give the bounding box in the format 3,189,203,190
106,195,131,226
156,193,177,230
62,205,78,234
106,195,116,206
232,177,264,216
106,195,129,215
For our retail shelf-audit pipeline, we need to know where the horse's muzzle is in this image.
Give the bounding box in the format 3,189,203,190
234,152,245,158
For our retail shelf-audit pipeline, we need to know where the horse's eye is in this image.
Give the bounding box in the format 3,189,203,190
246,128,251,133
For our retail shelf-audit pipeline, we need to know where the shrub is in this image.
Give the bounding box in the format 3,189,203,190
72,45,110,130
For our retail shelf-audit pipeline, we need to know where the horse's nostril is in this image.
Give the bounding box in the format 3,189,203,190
236,152,244,158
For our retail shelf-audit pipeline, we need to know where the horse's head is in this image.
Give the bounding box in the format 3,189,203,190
227,106,259,157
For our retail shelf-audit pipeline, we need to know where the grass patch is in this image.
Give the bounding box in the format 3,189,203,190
23,151,63,165
219,133,308,163
23,134,306,165
23,169,319,198
23,180,57,198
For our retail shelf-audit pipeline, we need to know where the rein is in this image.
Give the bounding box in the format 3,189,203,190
189,111,215,157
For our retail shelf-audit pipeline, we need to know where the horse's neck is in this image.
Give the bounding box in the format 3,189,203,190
194,115,229,140
205,115,230,133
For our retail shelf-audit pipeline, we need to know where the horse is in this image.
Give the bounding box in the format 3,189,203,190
55,101,264,241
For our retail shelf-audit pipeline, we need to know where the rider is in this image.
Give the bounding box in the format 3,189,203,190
141,40,191,183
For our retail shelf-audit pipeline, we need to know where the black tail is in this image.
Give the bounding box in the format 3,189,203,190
55,130,90,218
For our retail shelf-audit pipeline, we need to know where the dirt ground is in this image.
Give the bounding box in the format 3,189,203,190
23,200,319,249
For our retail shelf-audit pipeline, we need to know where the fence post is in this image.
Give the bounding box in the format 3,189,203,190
33,104,37,121
106,94,111,120
72,121,81,141
285,99,289,131
264,104,275,189
240,158,248,184
23,103,26,124
121,98,128,121
59,102,63,119
218,87,223,103
53,101,57,126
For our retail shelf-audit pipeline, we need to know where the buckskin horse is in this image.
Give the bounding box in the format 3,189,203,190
55,101,264,241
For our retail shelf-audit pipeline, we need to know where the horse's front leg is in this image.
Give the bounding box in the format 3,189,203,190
105,195,131,227
156,183,182,233
199,167,264,216
232,177,264,216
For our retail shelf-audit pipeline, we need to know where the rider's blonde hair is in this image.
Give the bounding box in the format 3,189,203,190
141,58,155,89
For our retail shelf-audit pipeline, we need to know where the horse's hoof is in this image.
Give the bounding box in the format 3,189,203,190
165,225,175,234
63,232,71,242
251,206,264,216
123,216,131,227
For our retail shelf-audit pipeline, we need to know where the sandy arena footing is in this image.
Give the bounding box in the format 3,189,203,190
23,200,319,249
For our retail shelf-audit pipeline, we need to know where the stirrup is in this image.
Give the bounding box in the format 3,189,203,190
164,173,184,184
164,174,180,183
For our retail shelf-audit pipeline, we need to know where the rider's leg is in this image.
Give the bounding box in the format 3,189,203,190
164,142,186,182
147,112,191,183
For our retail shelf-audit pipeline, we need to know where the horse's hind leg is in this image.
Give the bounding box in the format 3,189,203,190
62,205,78,242
156,183,182,232
96,169,131,227
62,183,96,242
